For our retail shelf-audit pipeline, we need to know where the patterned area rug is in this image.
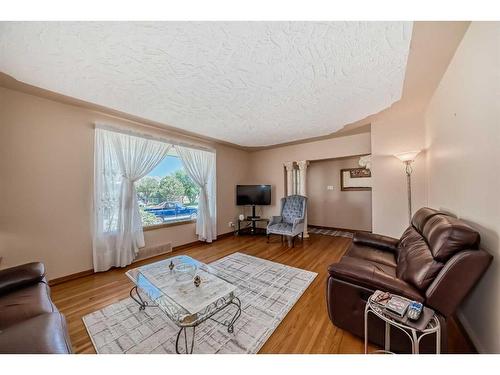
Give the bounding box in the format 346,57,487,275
83,252,317,354
308,226,354,238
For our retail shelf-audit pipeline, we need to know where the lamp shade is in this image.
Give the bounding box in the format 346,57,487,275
394,150,421,162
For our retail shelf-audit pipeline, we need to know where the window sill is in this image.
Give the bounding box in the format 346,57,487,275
143,219,196,232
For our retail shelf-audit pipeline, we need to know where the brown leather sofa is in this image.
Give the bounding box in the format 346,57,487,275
327,207,492,353
0,262,72,353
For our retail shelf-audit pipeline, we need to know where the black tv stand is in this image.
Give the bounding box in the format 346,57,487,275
237,217,269,236
236,205,267,236
248,205,258,220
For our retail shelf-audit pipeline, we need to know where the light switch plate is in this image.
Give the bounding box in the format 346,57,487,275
327,185,334,190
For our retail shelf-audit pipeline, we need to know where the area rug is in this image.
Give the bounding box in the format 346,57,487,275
308,226,354,238
82,252,317,354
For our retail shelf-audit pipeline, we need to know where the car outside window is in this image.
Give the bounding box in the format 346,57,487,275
135,155,199,227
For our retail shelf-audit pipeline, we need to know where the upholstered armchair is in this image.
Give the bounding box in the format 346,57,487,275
267,195,307,247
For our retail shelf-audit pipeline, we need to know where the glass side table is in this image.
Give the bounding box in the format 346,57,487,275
364,293,441,354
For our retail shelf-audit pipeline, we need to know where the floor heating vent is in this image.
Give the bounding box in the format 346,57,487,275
135,242,173,262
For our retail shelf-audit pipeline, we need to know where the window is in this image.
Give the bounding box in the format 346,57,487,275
93,126,216,272
135,152,200,227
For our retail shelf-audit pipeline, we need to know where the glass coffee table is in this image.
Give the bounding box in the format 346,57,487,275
125,255,241,354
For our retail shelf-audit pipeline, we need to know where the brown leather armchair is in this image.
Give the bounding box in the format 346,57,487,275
326,207,492,353
0,262,72,353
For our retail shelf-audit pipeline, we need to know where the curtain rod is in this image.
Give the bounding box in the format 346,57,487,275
94,123,216,153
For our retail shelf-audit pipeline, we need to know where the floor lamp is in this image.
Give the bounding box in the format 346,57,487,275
394,150,421,224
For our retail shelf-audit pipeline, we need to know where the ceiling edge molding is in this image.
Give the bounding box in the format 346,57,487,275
0,71,372,152
0,72,248,152
245,123,372,152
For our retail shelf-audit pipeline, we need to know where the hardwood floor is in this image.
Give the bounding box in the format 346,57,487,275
50,233,474,354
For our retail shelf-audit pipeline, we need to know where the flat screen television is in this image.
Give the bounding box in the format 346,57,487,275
236,185,271,206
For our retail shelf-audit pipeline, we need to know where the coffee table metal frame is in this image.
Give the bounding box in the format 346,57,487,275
126,258,242,354
364,294,441,354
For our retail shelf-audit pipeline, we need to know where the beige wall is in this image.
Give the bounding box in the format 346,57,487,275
0,86,250,279
215,143,253,230
249,132,371,218
425,22,500,353
308,157,372,231
371,111,427,238
366,22,470,239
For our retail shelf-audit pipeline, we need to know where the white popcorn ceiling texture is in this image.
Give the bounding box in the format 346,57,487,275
0,22,412,147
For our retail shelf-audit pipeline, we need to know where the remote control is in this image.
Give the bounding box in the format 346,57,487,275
407,301,423,320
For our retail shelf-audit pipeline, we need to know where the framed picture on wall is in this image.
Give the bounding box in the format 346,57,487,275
340,168,372,191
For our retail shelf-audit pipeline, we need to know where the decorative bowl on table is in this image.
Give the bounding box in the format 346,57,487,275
173,262,198,282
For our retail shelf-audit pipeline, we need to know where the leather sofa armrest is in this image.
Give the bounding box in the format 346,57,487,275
328,259,423,302
353,232,399,253
0,262,46,295
0,313,72,354
425,249,493,317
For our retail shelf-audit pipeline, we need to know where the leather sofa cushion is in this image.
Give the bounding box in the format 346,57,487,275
411,207,444,233
0,313,72,353
328,256,423,302
346,243,397,268
422,215,480,262
0,282,57,330
397,232,444,291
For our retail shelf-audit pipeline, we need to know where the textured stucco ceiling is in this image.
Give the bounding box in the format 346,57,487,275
0,22,412,147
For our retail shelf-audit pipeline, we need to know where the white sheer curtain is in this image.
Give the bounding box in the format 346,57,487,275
176,146,217,242
93,127,171,272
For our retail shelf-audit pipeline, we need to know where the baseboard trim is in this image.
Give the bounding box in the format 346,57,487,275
217,231,236,239
49,231,235,286
308,224,371,234
49,269,94,286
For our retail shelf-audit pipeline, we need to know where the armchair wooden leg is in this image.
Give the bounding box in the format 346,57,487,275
292,236,295,248
301,232,304,240
267,234,270,243
281,235,283,244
